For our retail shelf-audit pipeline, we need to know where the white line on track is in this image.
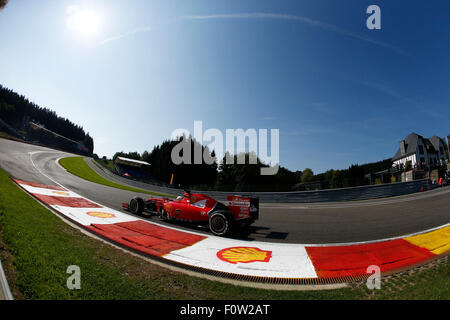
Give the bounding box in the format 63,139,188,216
55,157,67,171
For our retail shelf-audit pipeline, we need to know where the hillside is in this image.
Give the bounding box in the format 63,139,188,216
0,85,93,155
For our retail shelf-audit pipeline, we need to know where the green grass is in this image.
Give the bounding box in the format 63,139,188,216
90,158,114,175
366,261,450,300
94,158,116,173
0,167,448,299
58,156,174,198
0,168,159,299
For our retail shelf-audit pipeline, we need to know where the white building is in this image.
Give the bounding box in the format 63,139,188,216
392,133,448,169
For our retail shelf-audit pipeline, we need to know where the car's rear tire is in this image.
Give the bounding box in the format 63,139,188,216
209,211,232,236
129,197,145,215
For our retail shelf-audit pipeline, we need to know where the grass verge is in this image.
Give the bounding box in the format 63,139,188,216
58,156,174,198
0,168,448,299
94,158,116,173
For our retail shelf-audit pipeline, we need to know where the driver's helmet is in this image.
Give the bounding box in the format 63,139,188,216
176,196,183,200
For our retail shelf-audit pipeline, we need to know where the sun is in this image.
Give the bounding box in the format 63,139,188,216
67,5,101,37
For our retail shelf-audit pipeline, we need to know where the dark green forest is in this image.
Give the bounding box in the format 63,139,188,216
105,137,393,192
0,85,94,155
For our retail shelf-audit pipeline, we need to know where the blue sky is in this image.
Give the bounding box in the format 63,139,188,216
0,0,449,173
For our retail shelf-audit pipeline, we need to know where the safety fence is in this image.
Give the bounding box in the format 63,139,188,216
91,159,434,203
201,179,434,203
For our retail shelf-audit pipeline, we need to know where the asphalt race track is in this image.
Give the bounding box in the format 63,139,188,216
1,138,449,244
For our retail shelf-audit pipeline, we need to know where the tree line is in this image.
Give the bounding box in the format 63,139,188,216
0,84,94,155
106,137,393,192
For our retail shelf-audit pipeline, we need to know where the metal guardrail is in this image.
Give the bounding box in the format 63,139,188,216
199,179,434,203
91,159,434,203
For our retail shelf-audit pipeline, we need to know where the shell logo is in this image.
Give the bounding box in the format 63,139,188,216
52,191,70,196
217,247,272,265
86,211,116,219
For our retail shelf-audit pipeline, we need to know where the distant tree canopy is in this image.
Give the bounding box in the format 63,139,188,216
216,153,264,192
113,151,141,161
347,164,367,187
0,0,8,11
110,140,300,192
330,170,344,189
121,137,219,188
108,133,395,192
0,84,94,154
294,159,393,191
301,168,314,183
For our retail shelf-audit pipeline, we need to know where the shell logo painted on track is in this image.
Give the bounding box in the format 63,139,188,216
217,247,272,264
52,191,70,196
86,211,116,219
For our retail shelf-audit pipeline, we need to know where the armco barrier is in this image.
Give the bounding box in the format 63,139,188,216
13,178,450,285
91,159,434,203
200,179,434,203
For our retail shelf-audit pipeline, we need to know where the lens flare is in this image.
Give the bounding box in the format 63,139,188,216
67,5,101,37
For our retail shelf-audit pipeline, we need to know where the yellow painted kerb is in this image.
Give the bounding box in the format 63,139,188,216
405,226,450,256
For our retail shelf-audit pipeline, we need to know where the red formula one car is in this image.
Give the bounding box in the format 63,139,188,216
122,191,259,236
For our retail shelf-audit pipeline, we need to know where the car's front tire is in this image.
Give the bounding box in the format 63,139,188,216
208,211,232,236
160,207,169,221
129,197,145,215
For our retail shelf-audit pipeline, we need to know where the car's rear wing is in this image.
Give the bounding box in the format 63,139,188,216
226,195,259,221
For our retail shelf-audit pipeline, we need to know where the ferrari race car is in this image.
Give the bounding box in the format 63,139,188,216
122,191,259,236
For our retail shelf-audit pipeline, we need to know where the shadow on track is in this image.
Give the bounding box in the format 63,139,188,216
128,209,290,242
